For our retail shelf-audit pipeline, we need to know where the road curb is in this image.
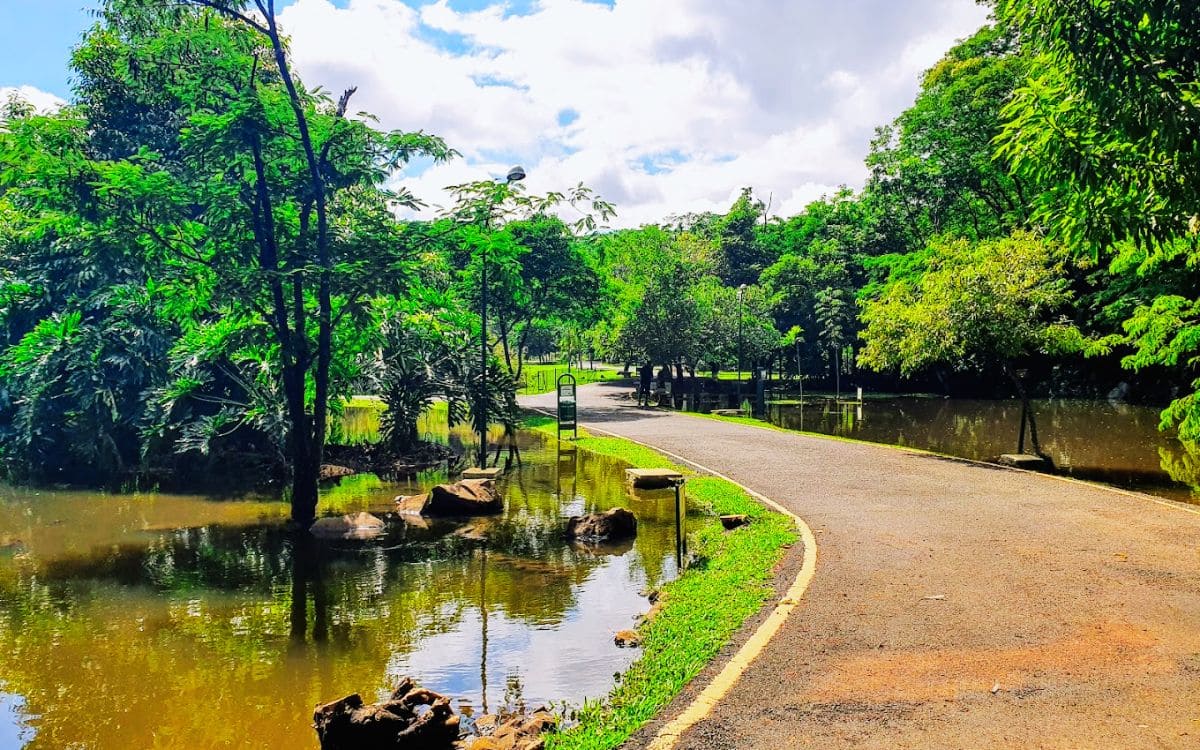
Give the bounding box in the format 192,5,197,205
526,406,819,750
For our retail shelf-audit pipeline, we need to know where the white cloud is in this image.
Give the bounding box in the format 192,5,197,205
0,85,64,114
276,0,990,227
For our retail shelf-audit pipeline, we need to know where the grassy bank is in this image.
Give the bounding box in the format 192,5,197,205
522,413,798,750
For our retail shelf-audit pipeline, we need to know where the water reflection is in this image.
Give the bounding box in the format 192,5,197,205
767,397,1200,502
0,431,700,748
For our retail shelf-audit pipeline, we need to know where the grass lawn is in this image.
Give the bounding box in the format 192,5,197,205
517,363,625,395
521,413,797,750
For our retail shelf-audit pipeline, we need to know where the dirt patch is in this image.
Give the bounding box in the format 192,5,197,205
805,622,1167,703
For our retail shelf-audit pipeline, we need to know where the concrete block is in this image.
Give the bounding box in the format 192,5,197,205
997,454,1052,471
625,468,684,489
462,467,503,480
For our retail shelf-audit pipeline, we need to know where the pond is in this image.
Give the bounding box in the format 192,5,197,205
0,422,697,748
765,396,1200,503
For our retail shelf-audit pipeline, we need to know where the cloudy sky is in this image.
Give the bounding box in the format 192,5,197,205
1,0,990,226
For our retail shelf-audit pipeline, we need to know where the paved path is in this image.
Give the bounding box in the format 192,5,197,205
523,383,1200,749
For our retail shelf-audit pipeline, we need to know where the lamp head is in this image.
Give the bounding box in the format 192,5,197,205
506,165,526,183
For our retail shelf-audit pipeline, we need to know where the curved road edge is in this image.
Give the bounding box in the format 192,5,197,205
524,405,820,750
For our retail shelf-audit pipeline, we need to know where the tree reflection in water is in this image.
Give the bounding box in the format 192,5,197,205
290,531,329,645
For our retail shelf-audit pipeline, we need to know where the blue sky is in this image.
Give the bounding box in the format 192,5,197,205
0,0,987,226
0,0,613,96
0,0,98,94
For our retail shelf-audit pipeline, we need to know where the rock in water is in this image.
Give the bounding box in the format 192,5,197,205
396,480,503,517
310,512,386,540
427,479,503,516
319,464,358,481
614,629,642,648
313,677,460,749
471,711,558,750
394,493,429,515
429,478,502,515
565,508,637,542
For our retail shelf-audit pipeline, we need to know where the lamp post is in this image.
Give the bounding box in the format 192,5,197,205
477,165,526,469
736,283,747,408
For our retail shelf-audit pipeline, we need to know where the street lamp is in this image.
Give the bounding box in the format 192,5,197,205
736,283,747,409
477,166,526,469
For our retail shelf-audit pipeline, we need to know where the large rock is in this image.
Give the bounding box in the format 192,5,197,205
310,512,385,540
313,677,459,750
565,508,637,542
396,479,502,517
395,493,429,515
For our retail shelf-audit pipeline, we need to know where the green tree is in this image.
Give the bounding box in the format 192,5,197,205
0,97,182,483
70,1,450,522
691,280,779,376
858,232,1083,454
994,0,1200,440
867,25,1032,246
716,187,770,287
370,294,472,453
814,286,853,396
458,216,602,378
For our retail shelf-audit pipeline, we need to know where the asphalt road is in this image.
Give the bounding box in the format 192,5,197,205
522,382,1200,749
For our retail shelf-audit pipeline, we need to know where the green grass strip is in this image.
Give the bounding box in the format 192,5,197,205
519,413,798,750
517,364,624,395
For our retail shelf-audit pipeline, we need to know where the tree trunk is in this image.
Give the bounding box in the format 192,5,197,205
1004,361,1044,457
515,326,530,380
834,347,840,400
500,323,514,374
291,445,320,528
265,10,332,525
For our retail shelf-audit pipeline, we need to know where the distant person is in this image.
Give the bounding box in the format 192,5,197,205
655,366,672,407
638,362,654,406
656,365,670,389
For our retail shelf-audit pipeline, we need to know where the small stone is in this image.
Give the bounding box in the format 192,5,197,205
474,713,500,734
638,601,665,626
614,629,642,648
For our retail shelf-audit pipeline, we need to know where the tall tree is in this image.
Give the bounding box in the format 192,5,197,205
81,1,452,523
994,0,1200,439
716,187,771,287
867,25,1032,246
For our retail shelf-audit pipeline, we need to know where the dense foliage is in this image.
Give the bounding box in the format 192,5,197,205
2,0,1199,504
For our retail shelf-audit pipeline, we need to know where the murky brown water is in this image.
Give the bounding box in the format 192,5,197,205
0,421,696,748
766,397,1200,502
